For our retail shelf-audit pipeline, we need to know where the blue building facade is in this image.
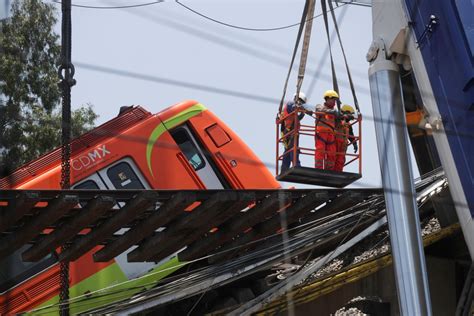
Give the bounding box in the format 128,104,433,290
405,0,474,215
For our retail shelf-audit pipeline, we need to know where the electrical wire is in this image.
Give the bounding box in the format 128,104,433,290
2,0,466,313
72,62,474,142
269,208,370,315
97,213,375,314
135,174,443,314
125,7,371,84
51,0,164,9
176,0,348,32
266,182,443,314
53,0,349,34
47,173,422,314
26,175,445,315
30,193,387,314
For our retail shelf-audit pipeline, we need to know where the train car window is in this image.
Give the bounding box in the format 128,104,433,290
72,180,103,207
107,162,145,189
0,246,56,293
171,128,205,171
72,173,109,190
73,180,100,190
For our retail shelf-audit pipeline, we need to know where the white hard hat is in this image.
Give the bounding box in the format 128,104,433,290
293,91,307,103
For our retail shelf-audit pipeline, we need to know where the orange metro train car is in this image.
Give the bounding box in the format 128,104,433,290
0,100,279,314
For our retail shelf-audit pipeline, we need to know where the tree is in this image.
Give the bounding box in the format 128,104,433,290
0,0,98,173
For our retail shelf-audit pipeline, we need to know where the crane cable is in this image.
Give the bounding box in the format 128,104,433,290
321,0,341,112
295,0,316,100
322,0,360,112
277,0,311,114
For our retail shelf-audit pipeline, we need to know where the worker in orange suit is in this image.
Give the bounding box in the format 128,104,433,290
314,90,339,170
280,92,308,172
334,104,358,172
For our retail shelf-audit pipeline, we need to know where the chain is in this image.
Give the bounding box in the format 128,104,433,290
60,89,71,190
59,82,71,315
59,1,75,315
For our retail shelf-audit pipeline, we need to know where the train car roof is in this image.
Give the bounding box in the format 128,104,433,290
155,100,201,121
0,106,151,188
0,100,207,188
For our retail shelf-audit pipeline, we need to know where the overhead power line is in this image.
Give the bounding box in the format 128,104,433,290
75,62,474,142
51,0,164,9
53,0,349,31
175,0,348,32
75,62,279,104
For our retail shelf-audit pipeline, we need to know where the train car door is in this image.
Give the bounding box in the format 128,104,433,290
170,126,225,189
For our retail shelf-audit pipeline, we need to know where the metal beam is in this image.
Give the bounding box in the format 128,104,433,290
256,192,370,254
369,41,432,314
179,192,291,262
128,191,241,262
59,191,158,262
22,195,115,261
0,191,40,233
298,191,366,225
149,196,254,262
209,192,328,264
93,192,196,262
0,194,78,258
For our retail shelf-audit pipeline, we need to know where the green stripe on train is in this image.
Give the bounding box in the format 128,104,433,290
31,257,185,314
147,103,207,177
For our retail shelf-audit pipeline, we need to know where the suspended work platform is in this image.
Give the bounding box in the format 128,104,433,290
277,166,361,188
276,108,362,187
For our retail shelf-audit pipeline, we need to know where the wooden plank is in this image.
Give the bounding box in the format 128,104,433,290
0,191,40,233
93,192,196,262
128,191,242,262
22,195,115,261
59,191,158,262
0,194,79,258
179,192,292,262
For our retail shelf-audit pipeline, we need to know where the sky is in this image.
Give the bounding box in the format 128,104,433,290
48,0,389,188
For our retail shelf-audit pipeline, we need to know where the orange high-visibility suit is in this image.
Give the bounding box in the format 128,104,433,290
335,119,355,172
280,101,305,172
315,104,337,170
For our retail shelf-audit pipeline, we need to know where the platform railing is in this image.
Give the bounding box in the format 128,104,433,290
276,108,362,177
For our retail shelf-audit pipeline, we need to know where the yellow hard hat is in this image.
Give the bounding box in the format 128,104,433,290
341,104,355,113
323,90,339,99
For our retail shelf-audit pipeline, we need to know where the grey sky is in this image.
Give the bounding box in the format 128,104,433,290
51,0,385,188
